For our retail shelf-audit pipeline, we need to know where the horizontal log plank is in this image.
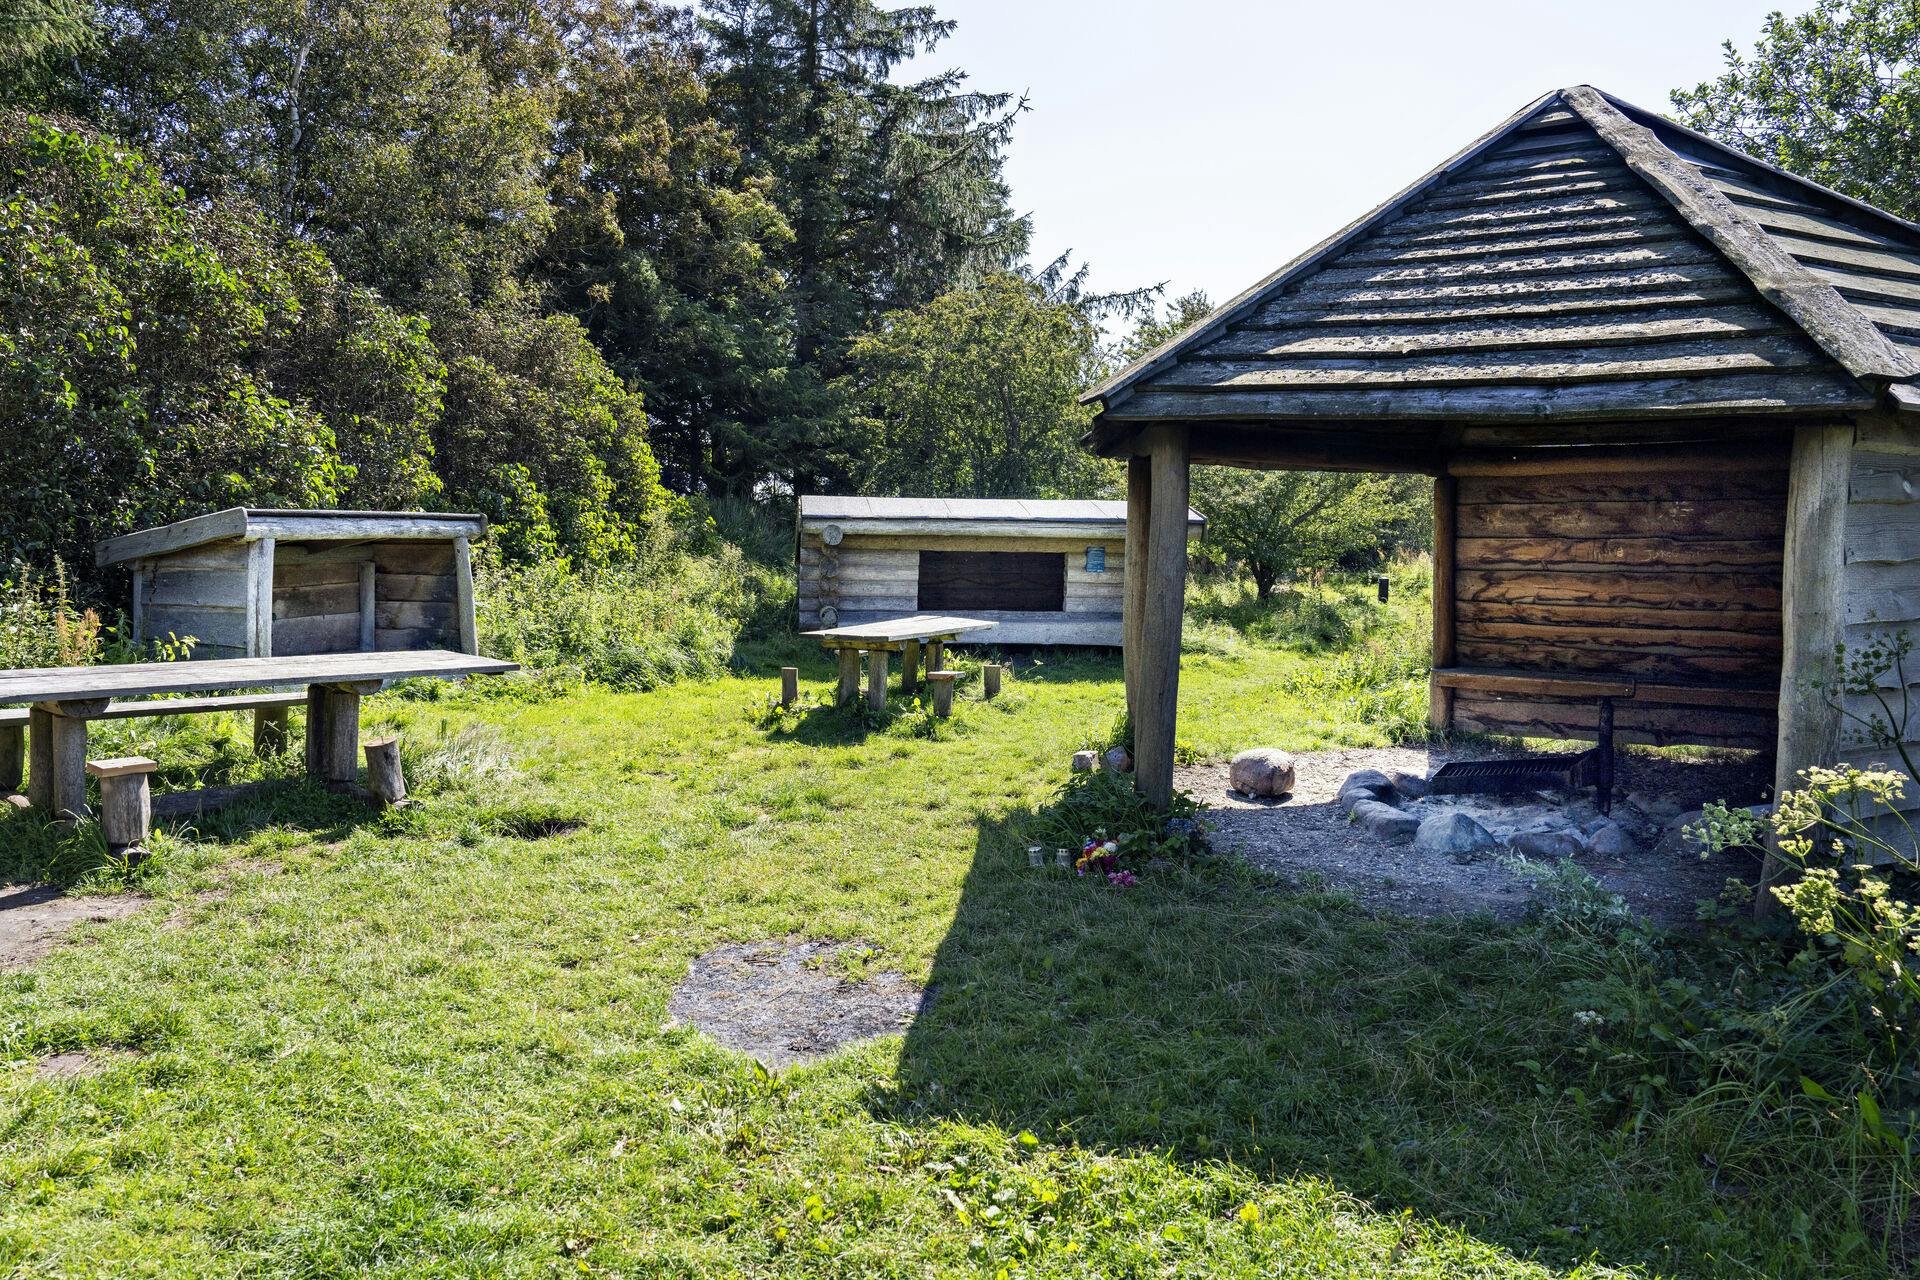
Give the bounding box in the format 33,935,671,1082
146,606,248,650
1452,695,1774,748
377,571,456,603
274,559,363,589
1310,241,1722,289
1455,599,1780,633
274,582,360,621
272,613,361,655
1250,284,1757,329
148,570,248,609
1457,474,1788,505
1455,536,1783,570
1454,636,1777,681
1340,223,1692,267
1845,503,1920,564
1455,498,1784,540
1851,451,1920,503
0,650,513,703
1455,617,1782,655
1456,567,1781,610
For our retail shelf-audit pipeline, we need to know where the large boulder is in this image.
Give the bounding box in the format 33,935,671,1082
1414,812,1499,861
1509,829,1586,860
1352,798,1418,843
1230,748,1297,798
1588,822,1639,858
1337,768,1395,812
1387,770,1431,799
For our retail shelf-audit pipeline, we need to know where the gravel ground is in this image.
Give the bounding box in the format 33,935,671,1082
667,939,931,1069
1182,746,1769,927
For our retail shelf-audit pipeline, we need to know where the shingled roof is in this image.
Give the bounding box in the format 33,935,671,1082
1085,86,1920,436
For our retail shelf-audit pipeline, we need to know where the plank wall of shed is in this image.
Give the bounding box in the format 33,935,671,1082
143,542,252,656
1447,446,1787,750
272,541,459,655
1829,416,1920,836
797,533,1125,645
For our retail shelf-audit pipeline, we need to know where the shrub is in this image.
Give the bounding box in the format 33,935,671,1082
474,516,791,693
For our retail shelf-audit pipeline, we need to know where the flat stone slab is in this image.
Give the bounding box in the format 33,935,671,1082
667,940,929,1070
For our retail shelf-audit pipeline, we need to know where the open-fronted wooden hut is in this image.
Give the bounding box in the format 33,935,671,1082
97,509,484,659
1085,86,1920,865
797,497,1203,645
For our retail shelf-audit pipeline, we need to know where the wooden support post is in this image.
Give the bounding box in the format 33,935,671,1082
836,648,861,708
33,700,106,820
1429,475,1458,734
253,704,290,756
453,535,479,656
866,650,889,712
901,640,921,695
926,640,944,675
983,664,1002,700
247,537,276,658
1133,425,1190,811
358,561,377,652
130,564,147,650
362,737,407,810
87,756,155,858
929,672,956,718
1760,422,1853,917
780,666,799,707
27,708,51,811
1123,454,1152,728
0,723,21,795
305,682,377,787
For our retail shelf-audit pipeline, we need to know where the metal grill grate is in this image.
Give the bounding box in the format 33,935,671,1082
1429,696,1618,813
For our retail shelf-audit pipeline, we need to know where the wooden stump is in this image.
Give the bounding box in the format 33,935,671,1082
26,707,51,812
254,704,291,756
983,664,1003,700
87,756,155,858
928,672,957,718
0,723,21,795
780,666,799,708
363,737,407,810
866,650,889,712
836,649,861,708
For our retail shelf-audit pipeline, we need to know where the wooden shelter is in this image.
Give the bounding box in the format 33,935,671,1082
96,509,484,659
797,497,1203,646
1084,87,1920,858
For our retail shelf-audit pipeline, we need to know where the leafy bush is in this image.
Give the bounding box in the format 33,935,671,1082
474,515,791,693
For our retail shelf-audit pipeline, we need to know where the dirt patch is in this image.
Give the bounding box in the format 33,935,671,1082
0,883,145,971
26,1048,138,1079
667,940,930,1070
1183,746,1767,927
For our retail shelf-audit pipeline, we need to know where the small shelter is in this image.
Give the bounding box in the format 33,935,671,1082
96,508,485,659
1083,86,1920,865
796,497,1203,646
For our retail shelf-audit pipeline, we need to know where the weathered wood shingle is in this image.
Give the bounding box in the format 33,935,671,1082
1087,86,1920,432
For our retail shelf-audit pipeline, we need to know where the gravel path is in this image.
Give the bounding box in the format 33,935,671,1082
1181,746,1768,927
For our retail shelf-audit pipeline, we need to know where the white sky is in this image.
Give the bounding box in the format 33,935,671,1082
901,0,1800,322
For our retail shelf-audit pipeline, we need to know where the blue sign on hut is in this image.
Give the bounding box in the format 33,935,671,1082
1082,86,1920,885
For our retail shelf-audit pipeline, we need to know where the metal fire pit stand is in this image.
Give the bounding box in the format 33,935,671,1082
1429,696,1615,814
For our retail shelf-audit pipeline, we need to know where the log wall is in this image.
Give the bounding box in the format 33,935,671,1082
797,533,1126,645
1448,452,1787,749
1833,415,1920,833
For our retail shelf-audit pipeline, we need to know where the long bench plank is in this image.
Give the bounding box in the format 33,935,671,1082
1433,664,1779,709
0,649,515,704
0,691,310,728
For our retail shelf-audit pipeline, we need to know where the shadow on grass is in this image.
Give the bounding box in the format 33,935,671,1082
879,796,1831,1277
0,777,384,888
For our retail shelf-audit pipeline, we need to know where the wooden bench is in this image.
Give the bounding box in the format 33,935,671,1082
1432,665,1778,750
0,650,515,817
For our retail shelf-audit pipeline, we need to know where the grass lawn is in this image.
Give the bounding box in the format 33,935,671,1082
0,601,1895,1277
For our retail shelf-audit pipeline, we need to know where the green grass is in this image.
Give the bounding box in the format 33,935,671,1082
0,611,1899,1277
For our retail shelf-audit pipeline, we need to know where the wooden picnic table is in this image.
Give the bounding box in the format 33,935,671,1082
0,649,516,819
800,614,995,710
